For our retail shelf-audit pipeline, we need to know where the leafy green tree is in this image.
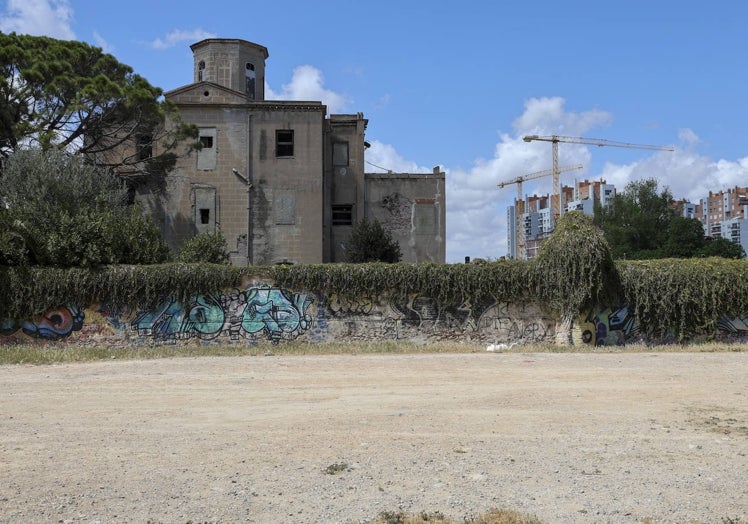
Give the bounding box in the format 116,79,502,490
663,216,707,258
595,178,674,259
176,231,231,264
0,32,197,188
0,148,170,267
697,236,746,259
344,219,402,263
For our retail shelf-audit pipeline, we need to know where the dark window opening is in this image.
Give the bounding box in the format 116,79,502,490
245,62,256,99
199,208,210,225
276,130,294,157
199,135,214,148
198,60,205,82
332,204,353,226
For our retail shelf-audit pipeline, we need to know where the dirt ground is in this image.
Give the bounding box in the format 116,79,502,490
1,351,746,524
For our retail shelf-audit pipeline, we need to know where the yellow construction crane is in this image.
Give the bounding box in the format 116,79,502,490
522,134,675,221
498,164,583,259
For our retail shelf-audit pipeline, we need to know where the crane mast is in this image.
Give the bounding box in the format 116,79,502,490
522,134,675,223
498,164,583,259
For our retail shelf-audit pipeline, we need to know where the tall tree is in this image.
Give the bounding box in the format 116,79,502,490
594,178,674,259
0,32,196,187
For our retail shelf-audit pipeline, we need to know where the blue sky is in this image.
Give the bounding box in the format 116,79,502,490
3,0,748,262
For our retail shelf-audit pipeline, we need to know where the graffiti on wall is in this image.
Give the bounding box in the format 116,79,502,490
316,293,554,344
125,285,314,343
716,316,748,338
1,285,313,344
580,305,638,346
1,305,85,340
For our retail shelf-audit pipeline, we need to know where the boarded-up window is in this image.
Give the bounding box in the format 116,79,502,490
274,190,297,225
333,142,349,166
194,186,216,234
197,128,217,170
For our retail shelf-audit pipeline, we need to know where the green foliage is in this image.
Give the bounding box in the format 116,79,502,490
595,178,674,259
344,219,402,263
595,178,746,260
0,207,29,265
0,32,197,187
618,257,748,340
176,231,230,264
0,149,170,267
697,236,746,259
0,263,250,320
535,211,620,317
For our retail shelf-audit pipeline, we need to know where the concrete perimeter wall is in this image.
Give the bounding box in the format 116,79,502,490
3,279,746,347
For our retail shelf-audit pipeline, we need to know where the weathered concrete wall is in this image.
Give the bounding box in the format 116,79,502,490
0,280,558,347
5,279,745,348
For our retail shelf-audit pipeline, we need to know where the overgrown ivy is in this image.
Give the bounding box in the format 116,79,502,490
3,221,748,344
617,257,748,340
534,212,621,318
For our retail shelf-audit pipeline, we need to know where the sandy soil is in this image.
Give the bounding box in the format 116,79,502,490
1,351,746,524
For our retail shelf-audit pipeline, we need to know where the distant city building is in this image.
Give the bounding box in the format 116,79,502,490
507,183,748,260
698,186,748,257
507,179,613,260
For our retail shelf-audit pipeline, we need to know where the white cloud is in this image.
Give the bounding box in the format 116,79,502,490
364,140,431,174
365,97,748,263
149,29,216,50
266,65,349,113
0,0,75,39
92,31,113,53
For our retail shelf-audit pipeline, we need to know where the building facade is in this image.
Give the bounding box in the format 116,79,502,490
135,38,445,265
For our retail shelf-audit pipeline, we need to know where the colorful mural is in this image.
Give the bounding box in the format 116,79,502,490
124,286,314,343
6,285,748,347
1,305,85,340
580,305,638,346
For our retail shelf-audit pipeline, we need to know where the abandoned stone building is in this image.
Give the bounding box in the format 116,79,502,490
135,38,445,265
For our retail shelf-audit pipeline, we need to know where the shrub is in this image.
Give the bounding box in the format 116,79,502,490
344,219,402,263
176,231,230,264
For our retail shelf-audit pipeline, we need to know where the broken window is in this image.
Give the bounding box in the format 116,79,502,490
245,62,256,99
197,128,217,170
276,130,294,157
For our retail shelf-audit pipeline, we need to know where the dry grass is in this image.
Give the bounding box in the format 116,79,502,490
0,339,746,366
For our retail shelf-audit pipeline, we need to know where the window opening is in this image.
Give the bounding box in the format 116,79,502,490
199,135,214,148
276,130,294,157
198,60,205,82
199,208,210,224
332,204,353,226
245,62,256,99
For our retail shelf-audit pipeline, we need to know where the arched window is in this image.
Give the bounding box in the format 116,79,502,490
245,62,256,99
198,60,205,81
